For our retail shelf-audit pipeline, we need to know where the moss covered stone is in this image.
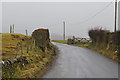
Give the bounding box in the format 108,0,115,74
32,29,50,52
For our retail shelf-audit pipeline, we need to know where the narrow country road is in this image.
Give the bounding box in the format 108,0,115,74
43,42,118,78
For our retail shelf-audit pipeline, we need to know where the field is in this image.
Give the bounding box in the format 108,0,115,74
52,40,67,44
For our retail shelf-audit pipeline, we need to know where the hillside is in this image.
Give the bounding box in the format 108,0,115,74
2,32,56,78
2,33,30,60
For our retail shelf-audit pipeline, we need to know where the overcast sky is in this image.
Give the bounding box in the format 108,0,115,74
2,2,117,39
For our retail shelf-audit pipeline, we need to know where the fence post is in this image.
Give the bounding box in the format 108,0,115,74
34,39,35,47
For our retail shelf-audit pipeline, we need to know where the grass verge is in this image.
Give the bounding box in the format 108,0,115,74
87,44,118,62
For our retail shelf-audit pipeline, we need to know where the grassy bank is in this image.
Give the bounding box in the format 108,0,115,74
2,33,56,78
52,40,67,44
52,40,118,62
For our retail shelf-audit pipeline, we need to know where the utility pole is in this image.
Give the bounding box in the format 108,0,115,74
26,29,28,36
63,21,65,40
114,0,117,32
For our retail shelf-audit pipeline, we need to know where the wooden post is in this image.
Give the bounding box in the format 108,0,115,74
34,39,35,47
